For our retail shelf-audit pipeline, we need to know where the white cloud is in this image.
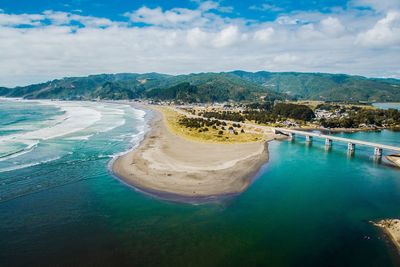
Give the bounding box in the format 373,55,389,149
125,6,203,27
70,14,115,28
213,25,240,47
215,6,234,13
43,11,70,25
319,17,345,36
195,0,233,13
0,13,44,26
273,53,299,64
249,3,283,12
350,0,400,12
356,11,400,46
0,4,399,87
276,16,305,25
186,27,209,47
124,2,233,28
0,10,117,28
198,1,218,12
253,27,274,42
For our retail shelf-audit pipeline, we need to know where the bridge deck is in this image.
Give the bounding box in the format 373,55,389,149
173,107,400,153
276,128,400,152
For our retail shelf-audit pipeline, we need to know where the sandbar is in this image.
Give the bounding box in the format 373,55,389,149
373,219,400,253
387,154,400,168
112,105,272,199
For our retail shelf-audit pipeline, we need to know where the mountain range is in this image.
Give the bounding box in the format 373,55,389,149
1,71,399,102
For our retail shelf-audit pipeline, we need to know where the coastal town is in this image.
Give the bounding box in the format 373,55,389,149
142,99,400,132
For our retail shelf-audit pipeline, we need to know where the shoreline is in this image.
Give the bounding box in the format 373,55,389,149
111,103,272,201
386,154,400,168
372,219,400,255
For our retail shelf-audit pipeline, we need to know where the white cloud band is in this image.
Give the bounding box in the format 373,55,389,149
0,1,399,87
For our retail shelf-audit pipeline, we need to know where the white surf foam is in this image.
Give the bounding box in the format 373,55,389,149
1,100,147,172
0,100,101,144
0,100,103,163
0,140,39,162
31,100,102,140
0,156,62,173
64,134,94,141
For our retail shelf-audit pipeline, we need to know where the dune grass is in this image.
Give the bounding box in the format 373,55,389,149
157,107,265,144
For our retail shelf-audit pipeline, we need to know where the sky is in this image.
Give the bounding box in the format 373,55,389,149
0,0,399,87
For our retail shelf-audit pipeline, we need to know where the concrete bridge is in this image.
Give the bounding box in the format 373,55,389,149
172,106,400,158
273,128,400,157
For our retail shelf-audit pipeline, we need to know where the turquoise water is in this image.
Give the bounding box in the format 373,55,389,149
0,100,399,266
373,103,400,110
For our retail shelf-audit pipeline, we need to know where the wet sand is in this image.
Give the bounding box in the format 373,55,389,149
373,219,400,253
387,154,400,168
112,105,272,198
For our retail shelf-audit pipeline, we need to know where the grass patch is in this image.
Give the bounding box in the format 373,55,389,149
158,107,265,144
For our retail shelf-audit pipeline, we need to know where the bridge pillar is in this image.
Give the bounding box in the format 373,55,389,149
325,138,332,147
374,147,383,157
305,135,312,143
288,133,295,140
348,143,355,153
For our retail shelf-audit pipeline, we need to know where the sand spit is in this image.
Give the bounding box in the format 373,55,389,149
373,219,400,254
387,154,400,168
112,105,272,199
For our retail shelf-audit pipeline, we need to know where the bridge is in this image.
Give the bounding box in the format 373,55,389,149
172,106,400,158
273,128,400,157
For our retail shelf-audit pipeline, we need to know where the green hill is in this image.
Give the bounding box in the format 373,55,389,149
228,71,400,102
0,72,284,102
1,71,399,102
144,73,284,102
3,73,170,100
0,87,10,96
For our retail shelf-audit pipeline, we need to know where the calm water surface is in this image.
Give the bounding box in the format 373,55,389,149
0,100,399,266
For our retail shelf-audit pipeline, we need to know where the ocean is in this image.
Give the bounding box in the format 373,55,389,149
0,99,399,266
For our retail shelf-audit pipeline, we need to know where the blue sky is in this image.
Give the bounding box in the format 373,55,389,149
0,0,360,28
0,0,351,20
0,0,399,86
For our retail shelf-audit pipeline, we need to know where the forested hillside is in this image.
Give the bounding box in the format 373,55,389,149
229,71,400,102
1,71,399,102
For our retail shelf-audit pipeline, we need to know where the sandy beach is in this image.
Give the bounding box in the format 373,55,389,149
387,154,400,168
373,219,400,253
112,104,272,198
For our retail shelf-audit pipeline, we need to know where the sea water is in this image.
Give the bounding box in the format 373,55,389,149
0,99,399,266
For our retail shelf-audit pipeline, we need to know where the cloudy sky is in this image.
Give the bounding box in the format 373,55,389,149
0,0,399,87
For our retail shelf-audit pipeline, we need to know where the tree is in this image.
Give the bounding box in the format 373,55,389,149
273,103,315,121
